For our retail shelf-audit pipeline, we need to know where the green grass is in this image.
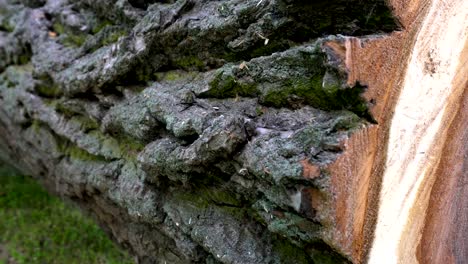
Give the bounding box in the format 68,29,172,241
0,166,134,264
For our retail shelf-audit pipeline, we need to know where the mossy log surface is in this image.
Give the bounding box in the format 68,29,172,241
0,0,398,263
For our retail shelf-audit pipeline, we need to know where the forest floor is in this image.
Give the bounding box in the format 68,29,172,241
0,166,133,264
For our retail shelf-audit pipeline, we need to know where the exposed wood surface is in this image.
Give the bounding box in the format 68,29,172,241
417,86,467,263
322,0,468,262
319,1,426,262
325,125,379,261
368,0,468,262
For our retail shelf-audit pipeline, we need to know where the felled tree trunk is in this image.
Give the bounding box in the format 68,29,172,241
0,0,466,263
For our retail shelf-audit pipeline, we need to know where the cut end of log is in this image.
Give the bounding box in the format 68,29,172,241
369,0,468,262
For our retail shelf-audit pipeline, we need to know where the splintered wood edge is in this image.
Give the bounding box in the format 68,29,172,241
368,0,468,263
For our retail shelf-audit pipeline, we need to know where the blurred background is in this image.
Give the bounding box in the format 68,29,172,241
0,163,133,264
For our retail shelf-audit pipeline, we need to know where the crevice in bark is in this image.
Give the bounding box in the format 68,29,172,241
0,0,401,263
128,0,175,10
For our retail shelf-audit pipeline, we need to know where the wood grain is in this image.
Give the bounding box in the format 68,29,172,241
369,0,468,262
416,45,468,263
317,0,467,262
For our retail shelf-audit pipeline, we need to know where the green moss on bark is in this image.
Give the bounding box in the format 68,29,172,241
52,22,88,48
203,71,258,98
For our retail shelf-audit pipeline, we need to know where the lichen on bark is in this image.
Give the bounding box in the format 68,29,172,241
0,0,397,263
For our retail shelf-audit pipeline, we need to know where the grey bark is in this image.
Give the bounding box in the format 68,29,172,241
0,0,396,263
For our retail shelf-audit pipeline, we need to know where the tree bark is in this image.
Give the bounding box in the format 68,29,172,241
0,0,466,263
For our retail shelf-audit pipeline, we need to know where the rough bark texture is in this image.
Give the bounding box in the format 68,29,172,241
0,0,400,263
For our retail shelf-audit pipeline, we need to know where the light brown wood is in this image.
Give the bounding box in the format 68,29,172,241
369,0,467,262
314,0,468,263
417,85,468,263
